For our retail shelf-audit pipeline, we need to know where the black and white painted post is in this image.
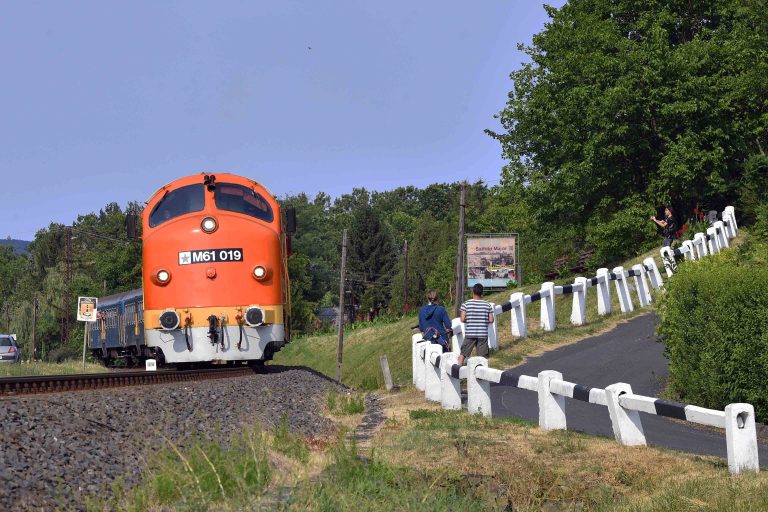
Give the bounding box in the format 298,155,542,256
631,264,652,307
509,292,527,338
569,277,588,326
539,282,556,332
595,268,612,315
412,333,426,390
611,267,634,313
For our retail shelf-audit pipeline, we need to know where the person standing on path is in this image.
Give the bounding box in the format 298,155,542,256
458,283,494,366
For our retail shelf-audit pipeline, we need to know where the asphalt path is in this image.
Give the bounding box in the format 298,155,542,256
490,313,768,465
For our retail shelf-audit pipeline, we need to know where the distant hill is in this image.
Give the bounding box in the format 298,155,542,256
0,238,31,255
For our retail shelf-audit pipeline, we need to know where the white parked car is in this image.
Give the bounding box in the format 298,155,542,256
0,335,21,363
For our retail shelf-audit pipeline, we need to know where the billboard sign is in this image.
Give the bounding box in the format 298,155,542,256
466,234,519,288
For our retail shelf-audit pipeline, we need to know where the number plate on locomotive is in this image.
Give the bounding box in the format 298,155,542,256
178,248,244,265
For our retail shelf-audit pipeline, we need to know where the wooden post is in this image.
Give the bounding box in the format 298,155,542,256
454,182,467,317
403,239,409,310
335,230,348,383
380,355,394,391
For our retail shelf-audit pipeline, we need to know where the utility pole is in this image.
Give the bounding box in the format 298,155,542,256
62,227,73,345
402,239,409,310
31,297,38,361
335,229,348,384
454,182,467,317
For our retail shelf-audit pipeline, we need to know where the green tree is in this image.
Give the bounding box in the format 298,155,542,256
488,0,768,265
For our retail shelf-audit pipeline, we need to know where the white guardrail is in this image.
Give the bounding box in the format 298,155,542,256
411,206,760,475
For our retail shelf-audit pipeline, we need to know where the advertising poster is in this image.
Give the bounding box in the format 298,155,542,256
467,235,518,288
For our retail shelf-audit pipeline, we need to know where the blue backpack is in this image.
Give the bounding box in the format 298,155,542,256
423,326,449,352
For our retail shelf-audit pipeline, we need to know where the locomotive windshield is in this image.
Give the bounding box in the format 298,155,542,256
148,184,205,227
215,183,274,222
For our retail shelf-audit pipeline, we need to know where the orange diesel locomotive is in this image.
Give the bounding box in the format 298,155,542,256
141,172,293,365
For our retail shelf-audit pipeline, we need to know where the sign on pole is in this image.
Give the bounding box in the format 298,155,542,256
466,234,520,289
77,296,98,322
77,296,98,368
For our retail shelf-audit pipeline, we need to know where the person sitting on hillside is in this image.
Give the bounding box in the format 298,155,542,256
418,290,453,352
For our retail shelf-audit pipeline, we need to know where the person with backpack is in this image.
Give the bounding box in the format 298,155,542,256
418,290,453,352
458,283,495,366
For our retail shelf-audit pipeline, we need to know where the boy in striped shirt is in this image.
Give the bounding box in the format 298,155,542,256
458,283,495,365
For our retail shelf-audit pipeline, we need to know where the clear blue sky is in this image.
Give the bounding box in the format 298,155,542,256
1,1,564,240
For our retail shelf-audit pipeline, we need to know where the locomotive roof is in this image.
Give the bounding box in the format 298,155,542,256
147,173,276,204
98,288,143,307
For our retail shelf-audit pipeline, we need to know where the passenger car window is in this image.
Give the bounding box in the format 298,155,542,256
215,183,274,222
0,337,12,347
149,184,205,227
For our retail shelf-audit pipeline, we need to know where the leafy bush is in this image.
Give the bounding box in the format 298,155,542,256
657,253,768,421
585,197,657,267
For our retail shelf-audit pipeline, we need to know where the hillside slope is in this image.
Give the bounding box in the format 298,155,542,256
272,242,677,390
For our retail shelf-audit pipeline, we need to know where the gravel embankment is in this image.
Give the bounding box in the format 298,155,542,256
0,365,341,511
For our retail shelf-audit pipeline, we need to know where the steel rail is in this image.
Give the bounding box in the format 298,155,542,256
0,366,259,396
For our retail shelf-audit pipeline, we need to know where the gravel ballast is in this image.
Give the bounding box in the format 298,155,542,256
0,365,341,511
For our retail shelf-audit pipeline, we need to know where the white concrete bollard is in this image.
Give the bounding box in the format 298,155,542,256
714,221,729,248
693,232,708,259
450,318,464,354
724,206,738,236
682,240,696,261
537,370,567,431
706,227,721,254
570,277,588,326
632,264,651,307
596,268,612,316
540,282,556,332
424,344,443,402
612,267,634,313
660,247,677,277
604,383,647,446
466,357,491,416
440,352,462,410
412,334,426,389
488,302,499,350
415,344,427,392
643,257,664,289
725,403,759,475
510,292,528,338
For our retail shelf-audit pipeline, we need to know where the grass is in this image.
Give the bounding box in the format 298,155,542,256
0,360,109,377
273,245,671,390
273,415,311,463
109,380,767,511
369,389,768,512
326,387,366,415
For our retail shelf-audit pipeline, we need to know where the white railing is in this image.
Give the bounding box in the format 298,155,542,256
410,207,759,475
409,348,759,475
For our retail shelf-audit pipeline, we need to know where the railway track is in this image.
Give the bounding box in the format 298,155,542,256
0,366,258,396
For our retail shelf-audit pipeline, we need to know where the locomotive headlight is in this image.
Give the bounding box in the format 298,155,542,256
159,310,180,330
244,306,264,327
151,268,172,286
201,217,218,233
252,265,268,280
